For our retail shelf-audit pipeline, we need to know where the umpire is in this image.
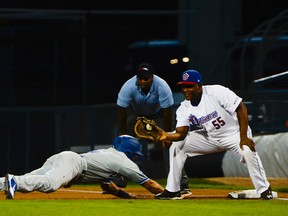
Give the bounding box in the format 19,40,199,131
116,63,190,194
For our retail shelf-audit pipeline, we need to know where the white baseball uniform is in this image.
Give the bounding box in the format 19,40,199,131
166,85,270,194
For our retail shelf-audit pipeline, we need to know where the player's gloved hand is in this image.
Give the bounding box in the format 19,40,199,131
240,137,255,152
134,116,164,143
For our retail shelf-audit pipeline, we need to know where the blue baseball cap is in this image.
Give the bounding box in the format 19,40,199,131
113,135,143,160
177,70,202,85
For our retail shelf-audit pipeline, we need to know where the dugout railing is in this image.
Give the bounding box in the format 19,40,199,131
248,71,288,134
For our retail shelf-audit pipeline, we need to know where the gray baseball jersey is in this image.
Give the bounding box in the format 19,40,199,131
1,148,149,193
78,148,149,184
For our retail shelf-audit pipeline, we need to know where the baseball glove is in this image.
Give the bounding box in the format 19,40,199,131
134,116,164,143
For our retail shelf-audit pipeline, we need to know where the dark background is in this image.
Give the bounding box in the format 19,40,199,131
1,0,288,106
0,1,288,177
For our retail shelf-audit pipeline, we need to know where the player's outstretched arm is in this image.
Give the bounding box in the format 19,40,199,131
141,179,164,194
160,126,189,142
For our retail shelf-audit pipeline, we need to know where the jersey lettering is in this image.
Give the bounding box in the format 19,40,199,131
189,112,226,130
189,111,218,126
212,117,226,129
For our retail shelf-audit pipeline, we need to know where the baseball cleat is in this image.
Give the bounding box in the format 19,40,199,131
261,187,273,200
180,188,192,195
180,183,192,198
228,188,276,199
180,183,190,193
5,174,17,199
155,189,182,200
180,189,192,199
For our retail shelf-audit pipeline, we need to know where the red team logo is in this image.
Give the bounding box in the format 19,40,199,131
189,114,199,126
183,73,189,81
188,114,203,131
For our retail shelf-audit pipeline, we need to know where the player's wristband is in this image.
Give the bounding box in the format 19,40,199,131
117,189,130,199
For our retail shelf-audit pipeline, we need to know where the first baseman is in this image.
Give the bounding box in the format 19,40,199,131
155,70,272,200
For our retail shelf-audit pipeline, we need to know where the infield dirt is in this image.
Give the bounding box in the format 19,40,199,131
1,177,287,200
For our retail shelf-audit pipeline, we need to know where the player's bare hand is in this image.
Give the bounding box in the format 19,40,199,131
240,137,255,152
159,132,167,141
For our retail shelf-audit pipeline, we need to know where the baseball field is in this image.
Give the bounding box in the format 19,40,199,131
0,177,287,215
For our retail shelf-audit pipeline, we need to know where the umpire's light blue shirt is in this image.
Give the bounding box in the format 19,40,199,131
117,75,174,116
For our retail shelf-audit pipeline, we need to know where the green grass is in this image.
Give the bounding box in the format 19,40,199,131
1,199,288,216
0,178,287,216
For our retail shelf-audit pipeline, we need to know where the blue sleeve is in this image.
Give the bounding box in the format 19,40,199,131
117,79,134,108
158,80,174,108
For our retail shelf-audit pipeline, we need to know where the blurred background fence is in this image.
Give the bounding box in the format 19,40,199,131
1,2,288,178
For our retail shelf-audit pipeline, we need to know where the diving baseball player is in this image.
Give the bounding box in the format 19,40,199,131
155,70,273,200
1,135,164,199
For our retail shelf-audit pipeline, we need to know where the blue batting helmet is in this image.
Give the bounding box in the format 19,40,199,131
113,135,143,160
